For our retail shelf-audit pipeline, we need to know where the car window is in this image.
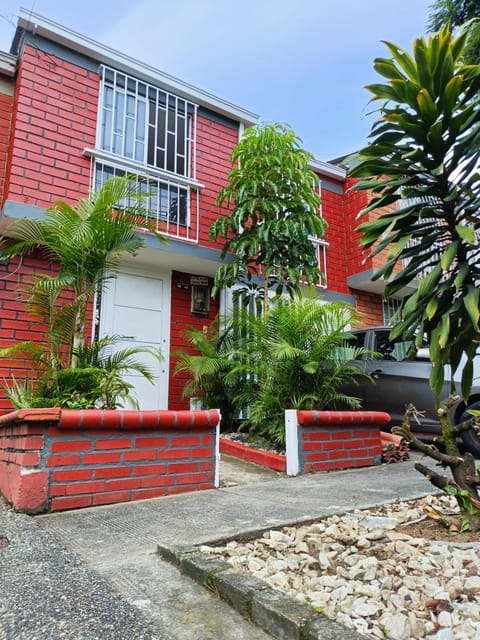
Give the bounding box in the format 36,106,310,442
345,332,367,360
374,330,414,362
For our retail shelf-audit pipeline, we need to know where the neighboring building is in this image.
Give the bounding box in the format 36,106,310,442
0,10,394,413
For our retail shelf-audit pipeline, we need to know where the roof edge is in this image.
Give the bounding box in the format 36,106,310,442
309,157,346,181
17,8,259,126
0,51,17,76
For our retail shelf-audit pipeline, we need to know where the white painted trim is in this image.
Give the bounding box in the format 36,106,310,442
285,410,300,476
83,148,205,190
0,51,16,77
238,121,245,142
18,9,259,126
214,415,221,488
99,264,172,409
309,157,346,181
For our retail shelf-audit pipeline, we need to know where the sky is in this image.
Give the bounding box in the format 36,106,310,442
0,0,432,162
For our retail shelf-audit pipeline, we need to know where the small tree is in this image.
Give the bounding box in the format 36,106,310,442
210,123,326,313
349,27,480,530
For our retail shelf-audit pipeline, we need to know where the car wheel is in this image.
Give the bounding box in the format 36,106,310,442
459,401,480,458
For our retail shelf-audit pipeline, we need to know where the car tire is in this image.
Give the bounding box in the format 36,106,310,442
459,400,480,458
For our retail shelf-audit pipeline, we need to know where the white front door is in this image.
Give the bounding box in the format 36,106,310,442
99,267,171,409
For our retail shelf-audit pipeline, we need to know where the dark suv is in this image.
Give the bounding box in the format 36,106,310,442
348,327,480,457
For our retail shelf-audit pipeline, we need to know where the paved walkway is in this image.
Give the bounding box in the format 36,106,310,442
0,455,434,640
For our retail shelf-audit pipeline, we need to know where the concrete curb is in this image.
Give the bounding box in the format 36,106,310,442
157,543,364,640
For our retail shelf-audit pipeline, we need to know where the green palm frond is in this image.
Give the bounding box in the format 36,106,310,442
0,176,168,371
73,335,162,383
229,292,373,446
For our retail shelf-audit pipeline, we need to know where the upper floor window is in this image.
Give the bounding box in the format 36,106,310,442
309,237,328,289
382,296,402,326
99,66,197,179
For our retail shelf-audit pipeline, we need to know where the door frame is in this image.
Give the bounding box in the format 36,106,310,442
98,264,172,409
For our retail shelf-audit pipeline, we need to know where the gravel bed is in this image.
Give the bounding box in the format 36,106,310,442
0,499,160,640
202,495,480,640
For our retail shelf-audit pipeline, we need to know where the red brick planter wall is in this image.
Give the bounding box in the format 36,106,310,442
285,410,389,475
219,438,286,472
0,408,220,513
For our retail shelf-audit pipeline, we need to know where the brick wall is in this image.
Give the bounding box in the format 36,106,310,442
4,45,97,208
342,177,371,278
0,253,95,414
343,176,402,277
353,290,385,327
195,115,239,249
0,408,220,513
0,255,55,412
285,410,387,474
321,185,350,294
0,88,14,208
168,270,220,410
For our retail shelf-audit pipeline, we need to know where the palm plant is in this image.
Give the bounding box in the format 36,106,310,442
231,292,372,447
173,319,243,431
349,26,480,530
1,176,165,368
0,176,166,409
2,334,162,410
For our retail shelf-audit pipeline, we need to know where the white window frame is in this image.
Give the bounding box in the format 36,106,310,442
309,237,328,289
86,66,204,242
97,66,198,180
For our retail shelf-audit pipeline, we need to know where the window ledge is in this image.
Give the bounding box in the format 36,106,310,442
83,148,205,190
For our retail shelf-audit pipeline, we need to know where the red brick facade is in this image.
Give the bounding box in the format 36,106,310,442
0,91,13,209
286,410,388,474
0,13,387,416
0,408,219,512
4,47,96,207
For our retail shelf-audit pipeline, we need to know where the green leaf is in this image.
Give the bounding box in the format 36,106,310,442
442,75,462,117
439,313,450,348
382,41,419,82
440,242,458,272
416,88,438,124
373,58,407,81
463,288,480,327
429,361,445,398
416,265,442,301
426,296,439,320
461,358,474,400
455,225,477,245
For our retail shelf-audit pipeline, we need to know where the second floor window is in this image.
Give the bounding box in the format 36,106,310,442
99,66,196,179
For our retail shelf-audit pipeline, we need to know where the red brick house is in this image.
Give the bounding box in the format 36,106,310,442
0,10,391,414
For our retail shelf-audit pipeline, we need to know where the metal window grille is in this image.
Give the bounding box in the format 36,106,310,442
400,197,447,280
99,66,197,180
94,161,200,241
382,297,402,326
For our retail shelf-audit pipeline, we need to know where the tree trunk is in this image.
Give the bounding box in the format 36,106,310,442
70,305,86,369
393,400,480,533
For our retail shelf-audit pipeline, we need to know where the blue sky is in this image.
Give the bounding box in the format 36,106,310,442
0,1,432,161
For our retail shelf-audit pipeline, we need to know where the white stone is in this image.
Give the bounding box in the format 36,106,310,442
465,576,480,591
437,610,453,628
426,628,454,640
352,599,381,617
378,612,411,640
360,515,397,529
205,495,480,640
247,558,264,572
